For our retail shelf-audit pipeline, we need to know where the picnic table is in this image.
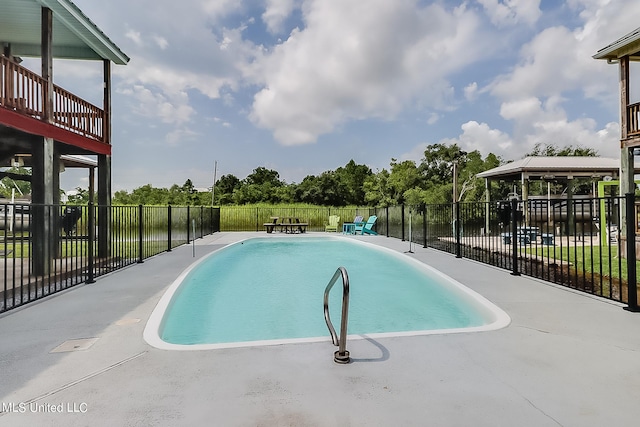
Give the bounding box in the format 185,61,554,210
264,217,308,233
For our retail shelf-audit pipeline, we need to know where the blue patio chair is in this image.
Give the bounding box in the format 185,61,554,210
342,215,363,234
356,215,377,235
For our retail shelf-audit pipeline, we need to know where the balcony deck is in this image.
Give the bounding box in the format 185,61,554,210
0,55,108,154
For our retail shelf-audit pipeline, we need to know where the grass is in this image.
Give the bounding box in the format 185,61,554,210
0,236,183,260
529,244,628,277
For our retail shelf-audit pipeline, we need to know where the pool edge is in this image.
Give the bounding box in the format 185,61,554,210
143,235,511,351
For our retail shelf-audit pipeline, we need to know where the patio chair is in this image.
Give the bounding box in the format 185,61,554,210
342,215,363,234
356,215,377,235
325,215,340,232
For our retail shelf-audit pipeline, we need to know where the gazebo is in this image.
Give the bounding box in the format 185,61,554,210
477,156,640,237
0,0,129,274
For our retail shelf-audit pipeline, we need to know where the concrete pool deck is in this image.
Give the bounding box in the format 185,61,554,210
1,232,639,426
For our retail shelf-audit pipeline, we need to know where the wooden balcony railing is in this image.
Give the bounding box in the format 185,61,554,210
0,55,105,143
627,102,640,138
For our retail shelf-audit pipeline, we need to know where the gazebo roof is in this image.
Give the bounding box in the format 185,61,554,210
477,156,633,181
0,0,129,64
593,26,640,61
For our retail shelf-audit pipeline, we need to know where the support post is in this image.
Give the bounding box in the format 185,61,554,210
620,57,632,253
86,203,95,284
455,202,461,258
97,155,111,258
485,178,491,235
422,204,427,248
41,7,53,123
167,205,172,252
385,207,389,237
566,178,574,236
31,137,55,276
401,204,405,241
138,204,144,263
187,206,191,244
625,192,639,311
103,59,111,144
510,198,520,276
89,167,95,205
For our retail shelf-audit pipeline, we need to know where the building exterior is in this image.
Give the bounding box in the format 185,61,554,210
0,0,128,274
594,26,640,256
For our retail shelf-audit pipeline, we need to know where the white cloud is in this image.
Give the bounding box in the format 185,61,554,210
125,30,143,47
464,82,479,101
153,35,169,50
498,96,619,158
490,0,640,104
248,0,492,145
71,0,258,124
427,113,441,125
263,0,299,34
125,85,194,125
480,0,640,160
477,0,542,27
499,97,543,121
166,128,200,146
455,121,514,154
201,0,241,18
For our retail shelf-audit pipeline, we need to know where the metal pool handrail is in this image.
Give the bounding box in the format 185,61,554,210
323,266,350,364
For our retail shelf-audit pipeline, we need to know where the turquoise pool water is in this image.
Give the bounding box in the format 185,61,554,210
151,237,505,347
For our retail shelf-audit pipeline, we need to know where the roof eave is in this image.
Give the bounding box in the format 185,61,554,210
594,31,640,61
37,0,129,65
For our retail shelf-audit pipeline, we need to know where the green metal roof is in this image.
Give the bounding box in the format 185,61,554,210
0,0,129,65
593,26,640,61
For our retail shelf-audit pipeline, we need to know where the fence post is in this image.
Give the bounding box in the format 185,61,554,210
187,206,191,243
138,204,144,263
386,207,389,237
200,206,204,238
625,192,638,311
455,202,461,258
422,204,427,248
510,198,520,276
86,203,95,283
167,205,172,252
401,204,405,241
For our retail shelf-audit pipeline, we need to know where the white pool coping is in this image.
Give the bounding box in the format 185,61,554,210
143,235,511,351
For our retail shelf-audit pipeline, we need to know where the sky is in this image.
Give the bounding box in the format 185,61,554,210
39,0,640,192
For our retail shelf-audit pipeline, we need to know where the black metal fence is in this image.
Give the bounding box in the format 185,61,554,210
1,204,220,314
371,195,638,309
4,197,638,314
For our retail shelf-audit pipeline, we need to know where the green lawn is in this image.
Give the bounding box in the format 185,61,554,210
529,244,629,278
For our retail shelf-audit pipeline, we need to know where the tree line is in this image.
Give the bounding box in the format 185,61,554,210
71,143,597,206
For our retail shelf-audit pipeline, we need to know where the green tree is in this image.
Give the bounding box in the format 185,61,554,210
334,160,373,205
419,143,467,185
215,174,240,205
526,143,598,157
245,167,283,187
388,159,421,204
363,169,393,207
293,172,348,206
0,167,31,198
66,187,92,204
233,167,286,204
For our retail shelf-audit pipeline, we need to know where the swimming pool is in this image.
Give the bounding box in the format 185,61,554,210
144,236,510,350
